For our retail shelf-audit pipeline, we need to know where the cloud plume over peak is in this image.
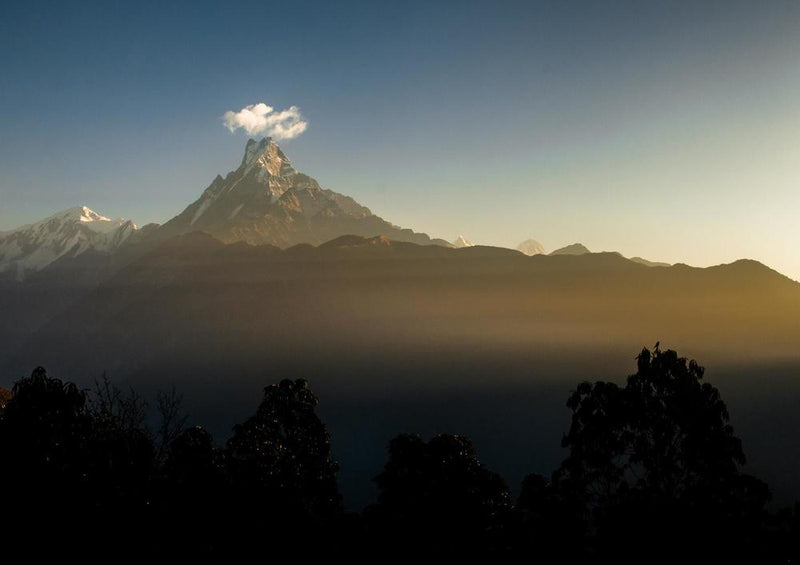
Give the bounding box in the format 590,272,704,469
222,102,308,140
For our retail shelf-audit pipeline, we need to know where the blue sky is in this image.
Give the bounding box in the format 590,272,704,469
1,0,799,279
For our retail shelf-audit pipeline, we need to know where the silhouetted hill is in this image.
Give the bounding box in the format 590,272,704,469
549,243,590,255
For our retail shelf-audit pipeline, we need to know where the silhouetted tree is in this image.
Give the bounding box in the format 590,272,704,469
85,372,155,520
555,346,770,562
1,367,93,509
4,356,790,559
0,368,91,553
0,367,154,554
367,433,511,557
90,372,148,432
224,378,341,554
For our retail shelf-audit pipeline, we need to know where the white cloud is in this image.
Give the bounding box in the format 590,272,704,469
222,102,308,140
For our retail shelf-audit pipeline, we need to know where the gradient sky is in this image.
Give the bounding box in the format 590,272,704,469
1,0,799,279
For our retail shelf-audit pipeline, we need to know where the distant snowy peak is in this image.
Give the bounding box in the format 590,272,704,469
51,206,134,233
73,205,110,223
6,205,135,235
517,238,546,256
0,206,138,279
452,235,474,248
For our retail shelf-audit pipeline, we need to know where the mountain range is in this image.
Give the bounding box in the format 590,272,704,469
1,136,791,380
1,138,678,279
0,206,139,280
0,138,449,280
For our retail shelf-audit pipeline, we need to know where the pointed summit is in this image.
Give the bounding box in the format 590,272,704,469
160,138,447,248
13,205,133,234
452,235,474,248
57,205,111,224
241,137,293,173
54,206,135,232
236,137,298,199
242,137,267,166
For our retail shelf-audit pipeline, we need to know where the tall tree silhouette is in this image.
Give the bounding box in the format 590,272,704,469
0,367,154,554
224,378,341,545
1,367,93,507
555,346,770,562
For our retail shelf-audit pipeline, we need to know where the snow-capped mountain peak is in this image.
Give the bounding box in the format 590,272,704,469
0,206,138,279
240,137,296,180
242,137,271,166
452,235,474,248
74,205,109,223
183,138,302,227
49,206,135,233
243,137,265,165
517,239,546,256
161,138,448,248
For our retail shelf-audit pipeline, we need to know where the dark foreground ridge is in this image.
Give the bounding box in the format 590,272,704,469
2,347,798,561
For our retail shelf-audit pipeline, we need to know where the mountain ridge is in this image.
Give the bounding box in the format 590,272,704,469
9,231,799,387
0,205,138,279
550,243,591,256
0,137,452,280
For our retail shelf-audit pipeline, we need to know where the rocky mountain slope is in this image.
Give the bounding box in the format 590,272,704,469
159,137,450,248
0,137,449,280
